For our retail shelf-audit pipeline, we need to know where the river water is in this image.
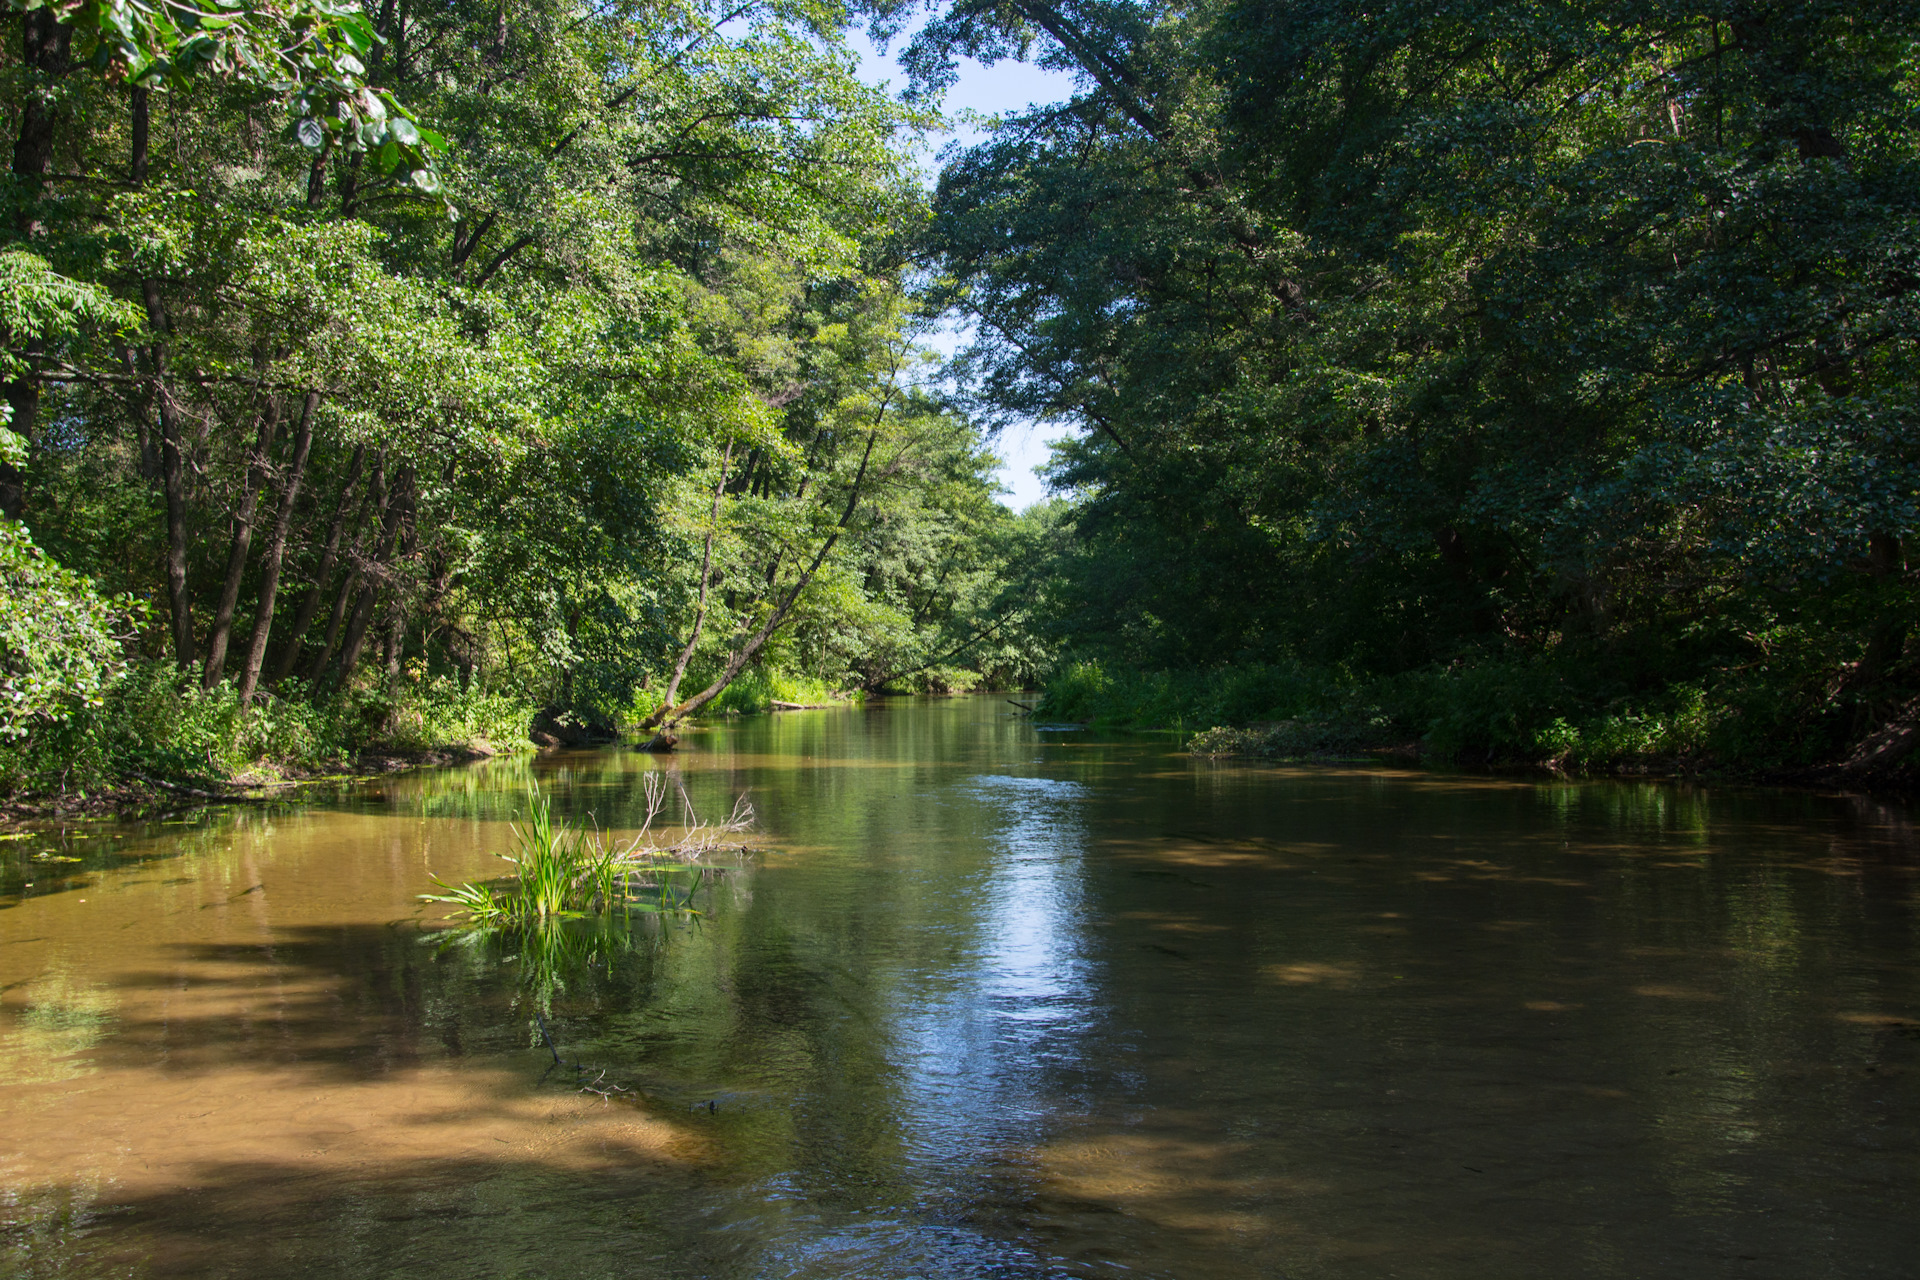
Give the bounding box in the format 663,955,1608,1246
1,696,1915,1278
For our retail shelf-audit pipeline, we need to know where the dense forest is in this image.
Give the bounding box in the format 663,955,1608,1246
915,0,1920,776
4,0,1918,797
0,0,1050,797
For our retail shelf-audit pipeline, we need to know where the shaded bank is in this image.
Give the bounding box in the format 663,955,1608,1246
1040,659,1920,789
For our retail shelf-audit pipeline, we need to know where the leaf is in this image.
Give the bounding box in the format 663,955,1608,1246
296,118,326,151
409,168,441,193
334,12,374,55
390,117,419,146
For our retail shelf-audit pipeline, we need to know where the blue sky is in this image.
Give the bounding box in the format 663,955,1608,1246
846,27,1080,511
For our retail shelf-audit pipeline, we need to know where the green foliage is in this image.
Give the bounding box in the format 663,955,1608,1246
0,660,533,794
374,677,533,754
700,666,857,715
0,520,142,740
18,0,447,186
928,0,1920,774
429,790,705,923
2,0,1039,797
1038,659,1352,733
1059,650,1852,773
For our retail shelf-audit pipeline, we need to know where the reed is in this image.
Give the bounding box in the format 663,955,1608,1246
422,777,752,927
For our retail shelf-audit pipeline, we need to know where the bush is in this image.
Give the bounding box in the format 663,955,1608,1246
0,661,534,798
702,667,859,716
377,676,533,752
1049,655,1758,772
1188,718,1394,758
1037,659,1353,731
0,519,143,741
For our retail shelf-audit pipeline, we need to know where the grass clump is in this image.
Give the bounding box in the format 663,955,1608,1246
423,778,750,927
421,780,753,1010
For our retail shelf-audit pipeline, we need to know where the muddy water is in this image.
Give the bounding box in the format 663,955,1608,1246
2,698,1916,1279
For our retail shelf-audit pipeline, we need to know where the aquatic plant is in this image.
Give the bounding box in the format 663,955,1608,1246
422,777,751,926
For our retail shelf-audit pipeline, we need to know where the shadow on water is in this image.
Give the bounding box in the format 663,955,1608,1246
3,697,1919,1279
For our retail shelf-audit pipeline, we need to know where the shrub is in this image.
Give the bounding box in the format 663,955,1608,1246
0,520,143,742
0,662,534,798
701,667,858,715
1037,659,1352,731
1054,655,1749,772
377,676,533,752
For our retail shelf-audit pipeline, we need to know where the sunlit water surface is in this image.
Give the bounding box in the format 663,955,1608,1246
2,697,1916,1278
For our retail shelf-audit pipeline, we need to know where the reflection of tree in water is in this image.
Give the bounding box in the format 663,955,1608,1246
0,964,116,1085
400,753,540,822
2,804,287,903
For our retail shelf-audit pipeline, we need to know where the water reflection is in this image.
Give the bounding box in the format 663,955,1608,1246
1,698,1916,1279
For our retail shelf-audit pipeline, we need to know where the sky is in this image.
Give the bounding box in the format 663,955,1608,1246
845,26,1080,511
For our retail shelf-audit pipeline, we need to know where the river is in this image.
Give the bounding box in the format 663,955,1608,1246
2,695,1915,1278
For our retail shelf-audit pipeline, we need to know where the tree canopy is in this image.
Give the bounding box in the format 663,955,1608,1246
9,0,1919,790
914,0,1920,771
0,0,1053,792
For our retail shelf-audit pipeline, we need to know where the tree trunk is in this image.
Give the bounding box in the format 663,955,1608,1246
130,87,149,185
1,8,75,518
657,441,733,710
383,504,421,699
274,443,366,682
11,7,72,232
1856,531,1908,690
156,381,194,669
309,452,386,684
329,465,410,689
238,392,318,703
306,151,329,209
644,428,881,730
140,279,196,669
308,565,362,684
202,393,284,688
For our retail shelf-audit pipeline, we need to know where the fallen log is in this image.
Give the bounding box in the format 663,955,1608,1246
127,771,285,803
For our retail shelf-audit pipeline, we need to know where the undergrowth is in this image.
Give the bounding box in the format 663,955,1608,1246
1042,656,1864,773
702,668,861,715
0,661,535,798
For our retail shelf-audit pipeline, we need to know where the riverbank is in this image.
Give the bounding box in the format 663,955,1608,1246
0,663,535,820
1041,659,1920,789
0,743,512,821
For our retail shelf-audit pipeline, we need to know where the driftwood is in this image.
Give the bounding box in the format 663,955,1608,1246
1833,695,1920,777
1006,699,1035,712
127,771,290,803
769,699,835,710
640,731,679,753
